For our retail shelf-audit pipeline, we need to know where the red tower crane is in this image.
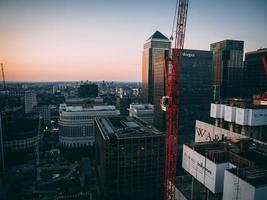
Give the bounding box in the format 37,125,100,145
161,0,189,199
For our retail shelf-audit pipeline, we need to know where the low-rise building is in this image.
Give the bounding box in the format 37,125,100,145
128,104,154,124
210,100,267,142
59,105,119,148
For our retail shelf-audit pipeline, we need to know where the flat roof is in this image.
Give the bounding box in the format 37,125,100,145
96,116,163,139
186,139,267,186
227,167,267,187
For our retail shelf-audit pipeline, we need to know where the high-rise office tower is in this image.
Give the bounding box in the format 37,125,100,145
210,40,244,100
95,116,165,200
243,48,267,97
142,30,171,104
153,49,213,145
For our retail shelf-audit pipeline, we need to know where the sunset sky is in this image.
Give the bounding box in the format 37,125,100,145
0,0,266,82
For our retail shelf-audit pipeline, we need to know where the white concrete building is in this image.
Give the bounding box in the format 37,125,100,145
176,101,267,200
210,102,267,142
128,104,154,124
223,168,267,200
59,105,119,148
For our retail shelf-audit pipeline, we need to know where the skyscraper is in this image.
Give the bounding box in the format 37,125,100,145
153,49,213,145
210,40,244,100
142,30,171,104
95,116,165,200
243,48,267,97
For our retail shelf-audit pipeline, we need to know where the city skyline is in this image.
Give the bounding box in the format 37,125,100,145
0,0,266,82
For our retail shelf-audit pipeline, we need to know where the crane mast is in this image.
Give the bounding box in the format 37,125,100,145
1,63,6,92
161,0,189,199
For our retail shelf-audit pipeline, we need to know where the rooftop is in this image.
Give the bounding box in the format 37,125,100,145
60,104,116,112
213,98,267,109
227,167,267,187
96,116,162,139
186,139,267,186
246,48,267,55
147,30,169,41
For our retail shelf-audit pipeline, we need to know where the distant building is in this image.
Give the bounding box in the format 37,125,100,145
24,91,37,113
33,105,51,125
128,104,154,124
64,97,104,107
59,105,119,148
243,48,267,97
117,95,132,116
142,30,171,104
210,40,244,100
95,116,165,200
78,84,98,98
153,49,213,145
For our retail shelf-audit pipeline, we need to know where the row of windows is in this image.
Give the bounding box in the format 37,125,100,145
59,125,94,137
60,141,94,148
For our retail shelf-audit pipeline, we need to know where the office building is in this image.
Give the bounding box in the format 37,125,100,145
24,91,37,113
64,97,104,107
210,40,244,100
128,103,154,124
95,116,165,200
59,105,119,148
154,49,213,145
78,83,98,98
142,30,171,104
243,48,267,97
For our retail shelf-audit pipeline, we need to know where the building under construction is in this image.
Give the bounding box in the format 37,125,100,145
181,139,267,200
95,116,165,200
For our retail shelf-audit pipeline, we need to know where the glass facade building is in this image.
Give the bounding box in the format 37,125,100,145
142,31,171,104
95,116,165,200
210,40,244,100
153,49,213,145
243,48,267,97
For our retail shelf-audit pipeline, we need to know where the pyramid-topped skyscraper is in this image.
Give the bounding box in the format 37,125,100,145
142,30,171,104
